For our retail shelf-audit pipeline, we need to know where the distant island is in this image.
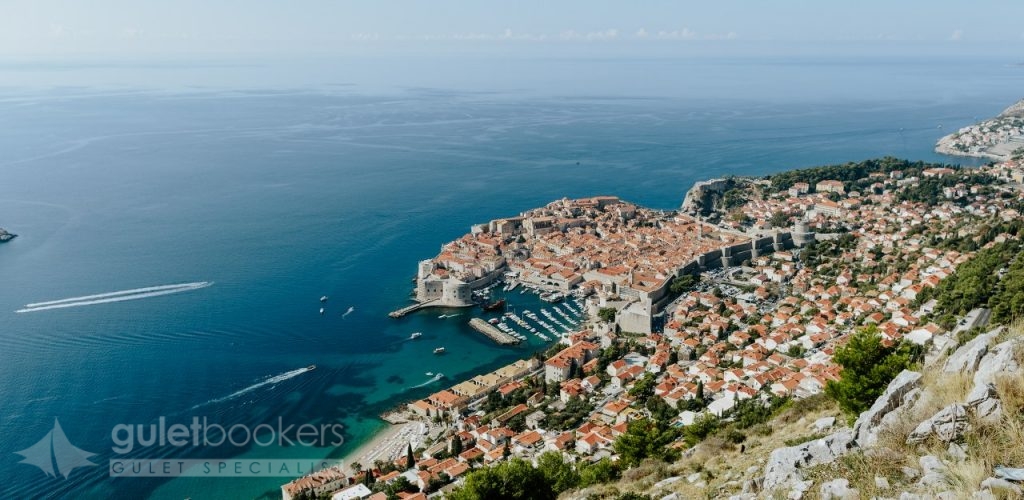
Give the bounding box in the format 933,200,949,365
0,228,15,243
936,98,1024,160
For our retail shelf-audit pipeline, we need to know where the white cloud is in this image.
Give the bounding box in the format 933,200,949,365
559,29,619,41
950,29,963,41
705,31,738,41
635,28,649,39
657,28,697,40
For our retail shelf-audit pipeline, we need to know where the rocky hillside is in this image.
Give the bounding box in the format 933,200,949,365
998,99,1024,118
569,323,1024,499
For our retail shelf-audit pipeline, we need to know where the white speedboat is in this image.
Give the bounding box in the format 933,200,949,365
410,332,422,340
319,307,325,315
433,347,446,354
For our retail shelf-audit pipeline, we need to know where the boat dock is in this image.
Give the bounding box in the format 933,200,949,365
468,318,521,345
388,300,439,318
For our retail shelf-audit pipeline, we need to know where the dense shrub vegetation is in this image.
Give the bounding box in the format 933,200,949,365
765,157,948,192
825,326,915,415
916,239,1024,328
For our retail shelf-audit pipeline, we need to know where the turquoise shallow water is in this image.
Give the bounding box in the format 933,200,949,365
0,55,1016,499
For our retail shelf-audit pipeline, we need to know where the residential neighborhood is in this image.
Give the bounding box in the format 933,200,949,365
282,157,1024,500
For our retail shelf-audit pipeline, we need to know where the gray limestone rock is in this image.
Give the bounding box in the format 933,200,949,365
918,455,947,488
813,416,836,432
973,490,998,500
947,442,967,461
994,466,1024,481
902,466,921,480
943,328,1000,373
820,478,858,500
981,477,1023,495
763,430,854,492
907,404,969,444
964,382,1002,423
787,479,813,500
875,475,891,489
853,370,922,447
928,333,957,366
974,338,1021,387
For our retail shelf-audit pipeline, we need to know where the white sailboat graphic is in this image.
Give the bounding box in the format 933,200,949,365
14,418,97,479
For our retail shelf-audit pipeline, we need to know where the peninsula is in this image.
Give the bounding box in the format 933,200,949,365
395,195,811,333
0,228,16,243
936,98,1024,160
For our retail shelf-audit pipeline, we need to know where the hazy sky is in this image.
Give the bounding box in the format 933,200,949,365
2,0,1023,58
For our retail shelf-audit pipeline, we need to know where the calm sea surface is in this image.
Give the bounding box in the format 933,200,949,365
0,55,1018,499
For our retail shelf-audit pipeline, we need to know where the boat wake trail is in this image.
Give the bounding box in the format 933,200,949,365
409,373,444,389
16,282,212,313
189,366,314,410
341,306,355,319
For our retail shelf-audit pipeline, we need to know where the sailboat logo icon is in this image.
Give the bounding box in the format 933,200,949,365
14,418,97,479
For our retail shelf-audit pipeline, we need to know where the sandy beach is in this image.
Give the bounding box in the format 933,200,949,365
339,420,429,475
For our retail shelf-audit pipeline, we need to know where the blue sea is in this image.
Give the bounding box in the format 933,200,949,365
0,53,1019,499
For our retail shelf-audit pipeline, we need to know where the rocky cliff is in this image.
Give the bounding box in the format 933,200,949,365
680,178,739,216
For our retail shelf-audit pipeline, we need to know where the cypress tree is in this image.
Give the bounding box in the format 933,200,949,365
406,443,416,469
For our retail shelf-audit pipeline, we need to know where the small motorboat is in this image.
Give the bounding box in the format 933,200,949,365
426,372,434,376
410,332,422,340
307,365,316,371
320,296,329,303
433,347,446,355
319,308,325,315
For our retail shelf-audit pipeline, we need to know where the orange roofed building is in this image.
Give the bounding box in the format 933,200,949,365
545,341,601,382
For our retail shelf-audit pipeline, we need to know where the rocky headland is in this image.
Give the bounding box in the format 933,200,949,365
936,98,1024,160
